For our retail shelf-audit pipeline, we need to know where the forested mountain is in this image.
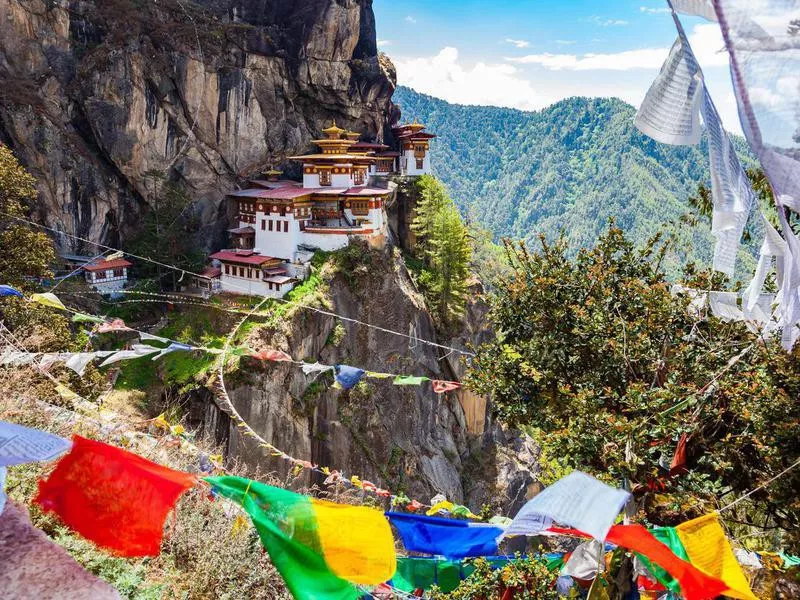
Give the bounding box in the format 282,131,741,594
393,86,756,274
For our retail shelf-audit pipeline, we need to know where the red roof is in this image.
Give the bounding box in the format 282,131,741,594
343,187,391,196
229,187,313,200
83,258,132,272
209,251,280,266
374,151,400,157
249,179,302,190
200,266,222,278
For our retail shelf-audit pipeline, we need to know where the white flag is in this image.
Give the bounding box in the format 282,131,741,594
709,291,744,322
635,36,704,145
505,471,630,541
670,0,717,22
0,421,71,467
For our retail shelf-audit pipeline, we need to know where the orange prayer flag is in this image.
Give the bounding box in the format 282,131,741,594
35,435,197,557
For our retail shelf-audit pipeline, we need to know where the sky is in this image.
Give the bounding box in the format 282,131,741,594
373,0,743,134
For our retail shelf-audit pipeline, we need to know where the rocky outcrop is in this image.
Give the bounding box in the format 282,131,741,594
0,0,395,252
193,244,537,511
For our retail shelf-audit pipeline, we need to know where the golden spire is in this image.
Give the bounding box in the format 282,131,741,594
322,120,346,138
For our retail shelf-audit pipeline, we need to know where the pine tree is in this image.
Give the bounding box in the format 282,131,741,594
409,175,472,326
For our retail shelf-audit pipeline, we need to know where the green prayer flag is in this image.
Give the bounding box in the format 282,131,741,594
635,527,688,594
72,312,104,324
393,375,430,386
392,557,474,593
207,476,358,600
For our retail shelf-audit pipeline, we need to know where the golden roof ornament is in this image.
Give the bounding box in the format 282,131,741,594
322,120,346,138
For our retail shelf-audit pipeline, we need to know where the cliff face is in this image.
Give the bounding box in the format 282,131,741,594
193,244,538,512
0,0,395,252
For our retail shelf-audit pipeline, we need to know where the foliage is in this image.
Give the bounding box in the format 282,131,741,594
0,144,56,288
410,175,473,326
393,86,758,277
126,176,206,279
430,556,559,600
467,224,800,548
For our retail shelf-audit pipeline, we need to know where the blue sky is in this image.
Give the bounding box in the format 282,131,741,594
374,0,742,133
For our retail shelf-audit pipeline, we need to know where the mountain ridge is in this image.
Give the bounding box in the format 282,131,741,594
392,85,757,274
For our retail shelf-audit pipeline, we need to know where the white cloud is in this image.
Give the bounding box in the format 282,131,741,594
505,38,530,48
404,16,416,24
377,39,392,48
507,24,728,71
640,6,671,14
393,47,547,110
591,16,630,26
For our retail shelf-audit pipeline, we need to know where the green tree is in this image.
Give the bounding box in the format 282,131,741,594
127,178,205,281
467,224,800,547
0,144,55,286
409,175,472,327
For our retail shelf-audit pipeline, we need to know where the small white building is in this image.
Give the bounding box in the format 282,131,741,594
208,250,297,298
83,258,132,293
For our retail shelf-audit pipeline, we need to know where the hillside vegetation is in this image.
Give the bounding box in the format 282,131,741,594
393,86,758,276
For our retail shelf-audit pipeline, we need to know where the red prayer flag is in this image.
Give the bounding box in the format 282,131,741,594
432,380,461,394
251,348,293,362
35,435,197,557
547,525,728,600
669,433,689,477
95,318,131,334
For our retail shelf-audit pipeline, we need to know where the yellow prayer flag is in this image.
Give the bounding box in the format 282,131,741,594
311,497,396,584
231,514,249,537
365,371,393,379
169,424,185,436
54,384,79,401
31,292,66,311
675,513,758,600
426,500,455,516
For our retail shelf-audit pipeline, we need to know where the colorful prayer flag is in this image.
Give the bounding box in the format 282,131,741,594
0,284,23,298
386,512,504,559
35,436,197,557
95,319,131,334
71,312,105,324
675,514,758,600
206,476,395,597
252,348,293,362
505,471,630,541
334,365,365,390
393,375,429,386
432,380,461,394
30,292,66,311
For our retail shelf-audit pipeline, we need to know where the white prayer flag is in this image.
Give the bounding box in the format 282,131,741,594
670,0,717,22
505,471,630,541
742,216,785,312
701,90,755,276
635,36,703,145
709,291,744,322
562,540,605,579
0,421,71,467
99,346,160,367
64,352,99,376
301,362,334,376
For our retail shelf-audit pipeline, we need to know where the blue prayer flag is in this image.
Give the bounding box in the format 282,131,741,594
386,512,503,559
0,285,23,298
334,365,366,390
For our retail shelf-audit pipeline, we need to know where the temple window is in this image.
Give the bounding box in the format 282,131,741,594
354,170,364,185
239,267,245,277
268,220,273,231
319,170,331,186
113,268,123,277
96,271,106,279
416,158,424,170
225,265,230,275
261,220,266,230
283,221,289,232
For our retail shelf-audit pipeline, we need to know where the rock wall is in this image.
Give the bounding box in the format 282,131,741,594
191,244,538,513
0,0,395,252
